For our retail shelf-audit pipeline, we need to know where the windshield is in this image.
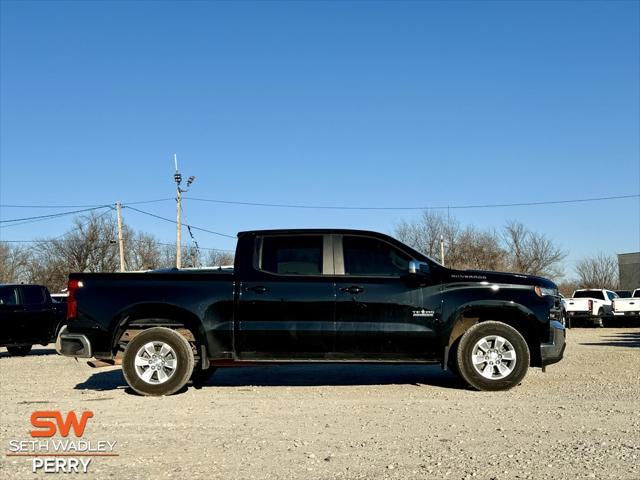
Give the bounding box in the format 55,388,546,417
573,290,605,300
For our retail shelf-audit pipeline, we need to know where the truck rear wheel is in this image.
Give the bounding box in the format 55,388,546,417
122,327,195,396
6,345,32,356
456,321,530,391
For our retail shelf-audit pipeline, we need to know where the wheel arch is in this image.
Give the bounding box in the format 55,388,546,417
110,303,207,355
445,302,543,367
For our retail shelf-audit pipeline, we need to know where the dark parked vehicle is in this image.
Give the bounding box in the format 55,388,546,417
615,290,632,299
0,284,66,356
58,229,566,396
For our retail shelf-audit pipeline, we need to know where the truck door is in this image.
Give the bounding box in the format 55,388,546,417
18,286,57,343
0,286,22,344
333,235,440,359
236,234,336,359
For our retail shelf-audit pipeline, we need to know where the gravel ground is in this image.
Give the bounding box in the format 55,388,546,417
1,327,639,480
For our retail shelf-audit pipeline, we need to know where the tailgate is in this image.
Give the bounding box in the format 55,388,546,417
565,298,590,312
613,298,640,312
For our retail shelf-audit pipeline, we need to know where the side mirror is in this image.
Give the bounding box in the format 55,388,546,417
408,260,430,276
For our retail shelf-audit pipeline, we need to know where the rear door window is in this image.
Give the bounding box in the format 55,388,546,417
0,286,19,306
574,290,605,300
260,236,323,275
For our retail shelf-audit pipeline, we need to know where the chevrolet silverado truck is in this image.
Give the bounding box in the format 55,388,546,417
612,289,640,318
1,284,67,356
564,289,618,327
57,229,566,396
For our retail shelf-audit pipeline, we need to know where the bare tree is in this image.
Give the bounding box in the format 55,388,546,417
157,244,201,269
394,211,459,263
453,226,506,271
204,250,235,267
557,280,580,298
502,221,566,278
27,212,121,291
575,253,619,289
395,212,505,271
0,243,31,283
126,232,164,271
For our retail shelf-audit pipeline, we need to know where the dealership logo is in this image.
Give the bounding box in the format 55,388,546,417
31,411,94,438
6,410,118,474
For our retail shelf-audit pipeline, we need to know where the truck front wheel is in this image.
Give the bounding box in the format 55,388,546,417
122,327,195,396
455,321,530,391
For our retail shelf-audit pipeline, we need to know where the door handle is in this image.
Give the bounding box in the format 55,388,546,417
249,286,269,294
340,286,364,295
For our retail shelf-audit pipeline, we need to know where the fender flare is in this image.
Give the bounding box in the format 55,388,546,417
443,300,539,368
109,302,208,355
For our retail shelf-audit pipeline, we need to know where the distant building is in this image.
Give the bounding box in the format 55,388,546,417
618,252,640,291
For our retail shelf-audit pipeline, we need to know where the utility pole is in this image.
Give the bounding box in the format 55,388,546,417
440,235,445,266
115,201,126,272
173,154,196,269
174,154,182,269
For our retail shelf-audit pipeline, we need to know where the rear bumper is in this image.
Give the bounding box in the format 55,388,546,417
56,331,92,358
540,320,566,367
567,311,595,318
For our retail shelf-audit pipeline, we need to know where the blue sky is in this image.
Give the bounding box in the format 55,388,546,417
1,0,639,276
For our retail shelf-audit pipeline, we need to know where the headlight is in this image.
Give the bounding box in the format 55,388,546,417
535,286,557,297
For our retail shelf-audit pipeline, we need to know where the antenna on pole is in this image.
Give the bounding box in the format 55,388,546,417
174,153,179,172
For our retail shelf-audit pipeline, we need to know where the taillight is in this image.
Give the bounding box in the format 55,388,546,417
67,279,82,320
588,299,593,312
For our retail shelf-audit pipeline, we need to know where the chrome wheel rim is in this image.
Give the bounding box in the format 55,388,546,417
471,335,517,380
134,342,178,384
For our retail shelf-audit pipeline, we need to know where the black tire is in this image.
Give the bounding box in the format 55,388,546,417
6,345,32,356
122,327,195,396
455,321,530,391
191,365,217,386
596,309,605,328
55,322,67,339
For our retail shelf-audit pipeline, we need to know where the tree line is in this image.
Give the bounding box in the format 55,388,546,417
0,210,619,295
0,212,234,292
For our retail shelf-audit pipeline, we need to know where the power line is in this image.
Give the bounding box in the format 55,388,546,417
0,198,174,209
0,206,111,226
124,206,236,239
0,238,234,252
184,193,640,211
50,206,117,240
1,193,637,212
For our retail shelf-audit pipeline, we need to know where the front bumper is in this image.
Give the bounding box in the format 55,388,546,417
540,320,566,367
56,330,92,358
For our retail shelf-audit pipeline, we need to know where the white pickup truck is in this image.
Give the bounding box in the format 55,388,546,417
612,289,640,318
564,289,618,327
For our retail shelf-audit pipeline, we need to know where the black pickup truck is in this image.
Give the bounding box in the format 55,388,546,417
1,284,66,356
58,229,565,396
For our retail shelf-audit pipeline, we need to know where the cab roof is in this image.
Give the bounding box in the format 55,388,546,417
238,228,391,237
